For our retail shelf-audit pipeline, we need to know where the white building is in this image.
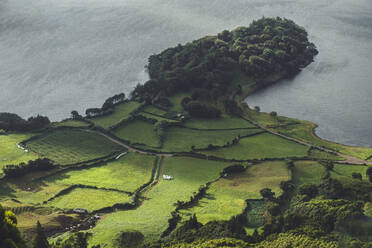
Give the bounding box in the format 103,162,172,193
163,175,174,180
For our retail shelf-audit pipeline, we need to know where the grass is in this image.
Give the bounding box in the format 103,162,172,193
180,161,290,224
182,115,256,129
47,188,131,211
43,153,155,192
161,127,263,152
52,120,91,128
167,92,190,113
90,101,142,129
308,148,344,161
0,153,154,206
138,112,179,123
202,133,309,160
0,133,40,175
142,105,168,116
26,129,123,165
113,120,160,147
292,161,326,186
88,156,232,246
330,163,369,182
273,121,372,160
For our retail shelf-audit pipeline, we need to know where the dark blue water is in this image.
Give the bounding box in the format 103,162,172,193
1,0,371,147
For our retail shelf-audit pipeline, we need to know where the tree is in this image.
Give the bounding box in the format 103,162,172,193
367,167,372,182
352,172,362,180
70,110,81,120
254,106,260,112
33,221,49,248
299,184,318,198
260,188,275,200
270,111,277,117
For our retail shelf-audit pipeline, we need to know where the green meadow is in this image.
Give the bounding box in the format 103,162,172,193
202,133,309,160
161,127,263,152
292,160,326,186
90,101,142,129
113,120,160,147
182,115,256,129
88,156,232,246
180,161,290,225
26,129,123,164
0,133,39,174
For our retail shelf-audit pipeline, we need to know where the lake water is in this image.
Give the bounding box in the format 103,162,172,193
1,0,371,147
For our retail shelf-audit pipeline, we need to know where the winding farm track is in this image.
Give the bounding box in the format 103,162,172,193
82,129,173,157
240,115,372,165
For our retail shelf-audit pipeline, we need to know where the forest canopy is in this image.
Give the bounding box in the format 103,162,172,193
131,17,318,103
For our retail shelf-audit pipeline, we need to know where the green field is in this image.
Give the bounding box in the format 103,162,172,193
88,156,232,246
167,93,190,113
202,133,309,160
292,161,326,186
138,112,179,123
47,188,131,212
0,133,40,175
180,161,290,224
52,120,91,128
182,115,256,129
43,153,155,192
26,129,123,165
161,127,263,152
113,120,160,147
90,101,142,129
308,148,344,161
142,105,168,116
330,163,369,182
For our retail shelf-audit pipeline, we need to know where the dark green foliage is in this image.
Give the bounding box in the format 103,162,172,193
33,221,50,248
3,158,54,178
260,188,275,200
0,205,26,248
366,167,372,182
320,178,343,199
0,113,50,132
115,231,144,248
183,101,221,118
132,17,318,101
222,164,246,175
298,184,318,199
52,232,90,248
352,172,362,180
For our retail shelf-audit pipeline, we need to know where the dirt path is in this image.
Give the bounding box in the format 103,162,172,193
82,129,173,157
240,115,372,165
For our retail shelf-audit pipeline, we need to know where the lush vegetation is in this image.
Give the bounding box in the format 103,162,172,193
2,17,372,248
26,129,123,164
89,101,142,129
0,205,26,248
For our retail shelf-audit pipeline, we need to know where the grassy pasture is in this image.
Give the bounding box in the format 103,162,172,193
0,133,40,174
138,112,179,123
142,105,168,116
308,148,344,161
113,120,160,147
88,157,232,246
182,115,256,129
90,101,142,129
52,120,91,128
47,188,130,211
202,133,308,160
26,129,123,165
180,161,290,224
43,153,155,192
161,127,263,152
292,161,326,186
330,163,369,182
167,93,190,113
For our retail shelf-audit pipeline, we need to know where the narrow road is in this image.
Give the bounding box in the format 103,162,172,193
240,114,372,165
82,129,173,157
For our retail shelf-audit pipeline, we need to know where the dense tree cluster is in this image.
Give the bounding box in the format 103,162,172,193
132,17,318,104
0,205,26,248
0,113,50,132
3,158,54,178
